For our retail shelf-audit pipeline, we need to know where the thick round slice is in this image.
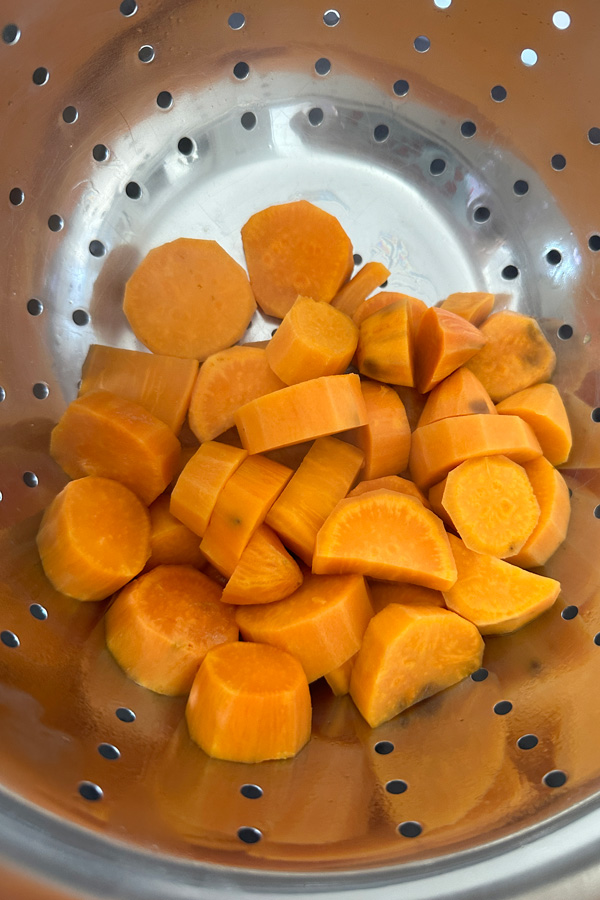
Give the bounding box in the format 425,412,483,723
443,534,561,634
496,382,572,465
123,238,256,360
220,524,303,605
313,489,457,590
241,200,354,318
50,389,181,505
465,310,556,402
236,572,373,683
186,641,312,762
37,476,150,601
349,603,484,727
506,456,571,568
441,455,540,558
105,565,238,695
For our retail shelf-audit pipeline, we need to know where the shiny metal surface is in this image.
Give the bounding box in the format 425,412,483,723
1,0,600,895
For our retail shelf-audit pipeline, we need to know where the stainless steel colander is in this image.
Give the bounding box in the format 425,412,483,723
1,0,600,896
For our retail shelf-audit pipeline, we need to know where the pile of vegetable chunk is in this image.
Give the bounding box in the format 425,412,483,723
37,199,572,764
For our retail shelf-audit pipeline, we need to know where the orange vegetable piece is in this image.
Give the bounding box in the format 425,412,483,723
414,307,487,394
353,291,427,331
348,475,430,508
188,346,285,443
331,262,391,317
356,298,415,386
234,373,368,454
418,367,497,428
37,476,150,601
145,494,206,571
236,572,373,683
443,534,561,634
200,455,293,577
123,238,256,360
441,455,540,558
393,385,427,431
186,641,311,762
409,413,543,490
349,604,484,727
440,291,495,326
105,565,238,696
346,380,411,479
220,524,303,605
80,344,198,435
428,478,455,530
265,436,363,564
241,200,353,318
368,580,445,613
266,295,358,384
496,382,572,466
324,654,356,696
465,310,556,402
506,457,571,568
170,441,247,537
50,389,181,505
313,489,457,590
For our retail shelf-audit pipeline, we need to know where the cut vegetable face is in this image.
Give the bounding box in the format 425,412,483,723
186,641,312,763
170,441,247,537
440,291,495,326
241,199,354,318
220,524,303,605
313,489,458,590
356,297,415,386
347,380,411,480
50,389,181,505
415,307,487,394
123,238,256,360
349,603,484,727
496,382,572,466
236,571,373,682
443,534,561,634
105,564,238,696
441,455,540,558
37,476,151,601
417,367,497,428
506,456,571,568
465,310,557,402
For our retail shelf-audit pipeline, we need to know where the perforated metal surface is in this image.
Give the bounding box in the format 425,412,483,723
1,0,600,896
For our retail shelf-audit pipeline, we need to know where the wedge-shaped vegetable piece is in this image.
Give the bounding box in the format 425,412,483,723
123,238,256,360
443,534,561,634
200,455,293,577
418,367,497,428
50,389,181,505
37,476,150,601
428,478,455,529
348,475,430,508
170,441,247,537
356,298,415,386
146,494,206,570
236,572,373,682
368,580,445,613
313,489,457,590
506,457,571,568
220,524,303,605
234,373,368,454
331,262,391,317
266,436,363,565
324,654,356,696
353,291,427,330
105,564,238,695
442,455,540,558
440,292,495,325
241,200,353,318
496,383,572,466
415,307,486,394
349,604,484,727
266,295,358,385
465,310,556,402
409,413,543,490
188,346,285,443
80,344,198,435
186,641,311,762
346,380,410,479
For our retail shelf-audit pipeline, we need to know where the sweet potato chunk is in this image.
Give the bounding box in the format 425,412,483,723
346,380,411,479
356,298,415,386
146,494,206,570
348,475,430,508
415,307,487,394
440,291,495,325
418,367,497,428
220,525,303,605
170,441,247,537
506,457,571,568
331,262,391,317
496,382,572,465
